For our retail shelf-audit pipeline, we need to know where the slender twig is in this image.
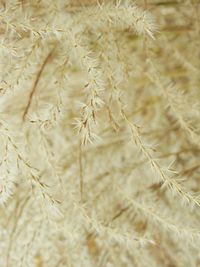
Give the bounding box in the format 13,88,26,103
79,142,84,202
22,47,56,122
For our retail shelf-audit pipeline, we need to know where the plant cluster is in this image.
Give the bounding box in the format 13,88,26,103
0,0,200,266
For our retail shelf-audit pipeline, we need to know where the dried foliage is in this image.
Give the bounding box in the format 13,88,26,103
0,0,200,266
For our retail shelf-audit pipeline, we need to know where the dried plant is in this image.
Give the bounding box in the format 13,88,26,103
0,0,200,266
